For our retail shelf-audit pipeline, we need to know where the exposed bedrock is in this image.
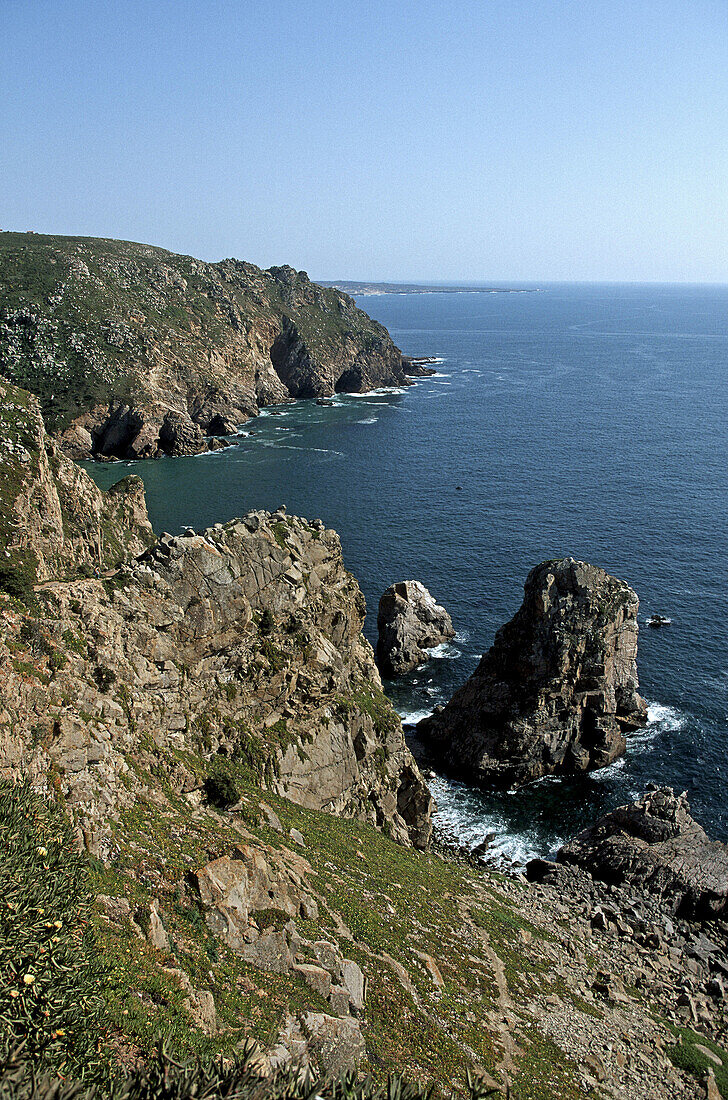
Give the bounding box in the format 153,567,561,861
417,558,647,788
0,384,433,851
376,580,455,678
556,787,728,921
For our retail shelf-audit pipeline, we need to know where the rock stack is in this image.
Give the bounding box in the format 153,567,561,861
376,580,455,678
418,558,647,787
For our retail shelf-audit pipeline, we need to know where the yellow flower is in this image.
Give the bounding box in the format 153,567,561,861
9,990,19,999
37,846,47,857
53,920,62,929
23,974,35,986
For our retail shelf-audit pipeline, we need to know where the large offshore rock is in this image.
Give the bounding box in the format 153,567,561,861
418,558,647,787
376,580,455,678
558,788,728,920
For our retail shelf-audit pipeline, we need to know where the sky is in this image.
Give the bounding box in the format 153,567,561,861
2,0,726,282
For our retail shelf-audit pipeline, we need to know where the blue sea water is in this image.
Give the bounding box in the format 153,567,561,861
87,283,728,865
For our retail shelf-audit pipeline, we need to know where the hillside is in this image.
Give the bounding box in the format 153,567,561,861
0,233,427,459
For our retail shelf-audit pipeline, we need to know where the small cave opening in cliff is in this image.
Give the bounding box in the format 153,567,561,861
334,369,362,394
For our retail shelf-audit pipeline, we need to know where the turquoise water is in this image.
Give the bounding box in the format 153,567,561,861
87,283,728,864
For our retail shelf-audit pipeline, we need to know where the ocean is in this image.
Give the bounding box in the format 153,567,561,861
87,283,728,866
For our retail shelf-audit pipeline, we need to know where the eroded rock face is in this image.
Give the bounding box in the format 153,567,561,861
0,390,432,849
376,580,455,678
418,558,647,787
558,787,728,920
0,381,154,584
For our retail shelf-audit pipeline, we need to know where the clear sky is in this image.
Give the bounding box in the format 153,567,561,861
2,0,726,282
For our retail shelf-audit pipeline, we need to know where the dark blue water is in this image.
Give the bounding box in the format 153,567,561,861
87,284,728,864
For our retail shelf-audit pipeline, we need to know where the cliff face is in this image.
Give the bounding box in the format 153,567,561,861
0,234,416,459
418,558,647,787
0,380,154,590
0,383,432,850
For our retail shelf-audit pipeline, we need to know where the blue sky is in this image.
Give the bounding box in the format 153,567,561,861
2,0,726,282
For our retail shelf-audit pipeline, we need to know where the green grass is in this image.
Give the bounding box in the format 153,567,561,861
668,1026,728,1097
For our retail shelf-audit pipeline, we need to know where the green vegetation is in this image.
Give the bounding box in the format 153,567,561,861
204,758,242,808
0,778,107,1080
0,232,397,432
668,1027,728,1097
0,1045,502,1100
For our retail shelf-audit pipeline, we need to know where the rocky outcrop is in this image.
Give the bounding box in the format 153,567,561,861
418,558,647,787
0,381,154,588
376,580,455,678
0,234,422,459
0,387,432,849
557,787,728,921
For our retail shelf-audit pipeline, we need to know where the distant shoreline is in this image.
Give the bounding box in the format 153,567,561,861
321,281,541,296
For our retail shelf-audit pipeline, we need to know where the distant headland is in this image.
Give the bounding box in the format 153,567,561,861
321,280,541,296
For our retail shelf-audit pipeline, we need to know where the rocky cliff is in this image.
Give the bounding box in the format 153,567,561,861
0,233,423,459
0,381,432,851
0,380,154,592
418,558,647,787
2,389,727,1098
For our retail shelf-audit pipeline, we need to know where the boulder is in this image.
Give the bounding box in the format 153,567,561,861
158,412,207,456
558,787,728,920
418,558,647,787
376,580,455,677
300,1012,365,1073
190,848,303,949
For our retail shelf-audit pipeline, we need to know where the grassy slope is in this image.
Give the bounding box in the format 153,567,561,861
88,738,596,1100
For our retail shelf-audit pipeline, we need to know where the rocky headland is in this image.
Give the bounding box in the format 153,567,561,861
376,580,455,678
0,232,432,461
0,381,431,852
418,558,648,787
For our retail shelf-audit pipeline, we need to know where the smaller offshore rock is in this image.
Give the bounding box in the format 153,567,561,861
558,787,728,921
418,558,647,787
376,580,455,678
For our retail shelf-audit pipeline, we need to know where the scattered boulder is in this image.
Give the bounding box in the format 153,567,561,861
300,1012,365,1073
147,901,170,951
558,787,728,921
376,580,455,678
190,849,303,949
418,558,647,787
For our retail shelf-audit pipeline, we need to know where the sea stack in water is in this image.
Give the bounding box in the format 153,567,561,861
557,788,728,920
417,558,647,787
376,581,455,678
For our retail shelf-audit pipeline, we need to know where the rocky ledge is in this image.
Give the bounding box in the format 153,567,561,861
0,233,425,460
418,557,648,787
376,579,455,678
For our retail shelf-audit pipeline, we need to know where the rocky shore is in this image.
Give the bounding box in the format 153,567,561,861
1,380,727,1098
